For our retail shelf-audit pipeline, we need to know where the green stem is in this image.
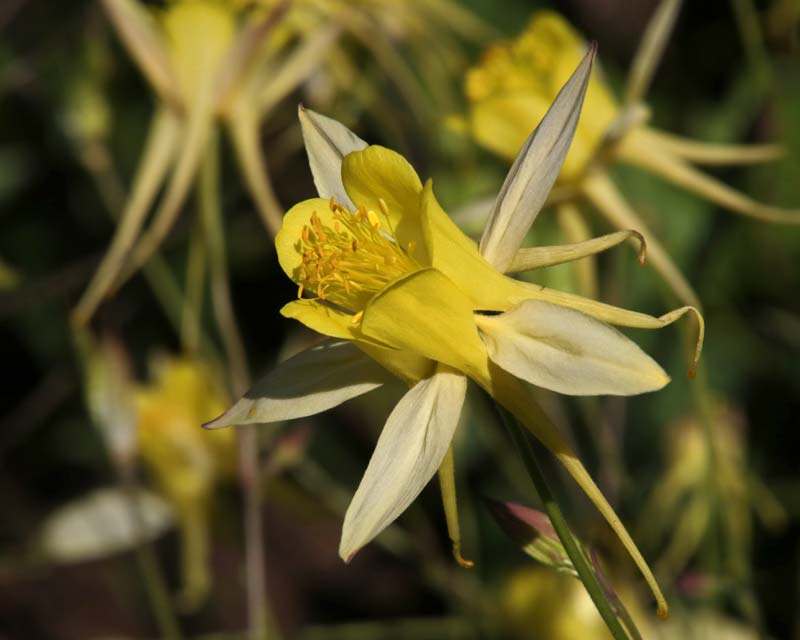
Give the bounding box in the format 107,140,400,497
496,405,633,640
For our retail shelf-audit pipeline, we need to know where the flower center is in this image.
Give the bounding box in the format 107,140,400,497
296,198,419,313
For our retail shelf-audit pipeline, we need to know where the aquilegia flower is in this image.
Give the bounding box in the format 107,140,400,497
208,51,703,617
136,354,236,610
456,7,799,306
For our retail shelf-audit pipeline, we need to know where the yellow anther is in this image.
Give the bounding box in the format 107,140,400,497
367,210,381,229
378,198,389,217
296,206,418,313
351,310,364,325
297,284,304,299
329,196,336,211
407,240,417,255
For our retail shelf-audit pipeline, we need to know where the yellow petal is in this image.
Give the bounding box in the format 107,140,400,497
419,180,522,310
360,268,487,379
114,98,216,291
162,0,235,103
228,107,283,236
280,298,357,342
274,197,332,283
341,145,426,252
468,94,552,163
356,342,435,388
464,11,618,181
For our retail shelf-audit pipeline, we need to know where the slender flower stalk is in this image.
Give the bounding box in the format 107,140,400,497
208,49,704,619
496,404,638,638
455,3,799,306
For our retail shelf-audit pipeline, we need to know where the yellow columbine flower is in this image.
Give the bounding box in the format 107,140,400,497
209,51,704,619
459,8,799,307
135,354,236,610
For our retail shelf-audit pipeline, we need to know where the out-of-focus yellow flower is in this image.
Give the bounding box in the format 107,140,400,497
501,567,613,639
638,401,786,580
458,8,799,307
463,12,617,181
135,354,236,610
71,0,488,328
0,257,19,290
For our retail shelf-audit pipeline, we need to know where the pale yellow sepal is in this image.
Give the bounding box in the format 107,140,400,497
204,339,391,428
476,300,670,396
479,44,595,272
298,105,367,209
340,364,467,562
39,487,174,564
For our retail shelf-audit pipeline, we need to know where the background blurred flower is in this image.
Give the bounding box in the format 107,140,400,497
70,0,488,327
456,6,799,307
135,354,236,610
637,400,786,583
500,567,613,640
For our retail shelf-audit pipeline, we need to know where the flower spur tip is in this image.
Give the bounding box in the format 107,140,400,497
451,541,475,569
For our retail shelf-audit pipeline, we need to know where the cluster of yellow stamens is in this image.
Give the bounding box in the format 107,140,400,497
296,197,418,315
